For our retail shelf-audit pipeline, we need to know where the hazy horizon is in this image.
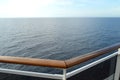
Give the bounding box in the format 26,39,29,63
0,0,120,17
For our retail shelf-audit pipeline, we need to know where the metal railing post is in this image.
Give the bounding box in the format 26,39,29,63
63,69,66,80
114,48,120,80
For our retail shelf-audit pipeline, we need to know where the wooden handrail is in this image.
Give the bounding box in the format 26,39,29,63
65,43,120,68
0,56,67,68
0,43,120,69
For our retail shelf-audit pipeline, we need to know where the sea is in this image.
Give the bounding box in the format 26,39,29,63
0,18,120,80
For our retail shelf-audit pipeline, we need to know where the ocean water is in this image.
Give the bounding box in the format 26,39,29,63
0,18,120,79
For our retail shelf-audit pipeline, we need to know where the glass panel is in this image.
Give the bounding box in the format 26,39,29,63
0,64,62,80
0,55,117,80
0,73,55,80
68,56,117,80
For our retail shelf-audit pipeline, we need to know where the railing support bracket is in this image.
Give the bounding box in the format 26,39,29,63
63,69,66,80
114,48,120,80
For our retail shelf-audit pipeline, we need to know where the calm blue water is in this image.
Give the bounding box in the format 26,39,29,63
0,18,120,79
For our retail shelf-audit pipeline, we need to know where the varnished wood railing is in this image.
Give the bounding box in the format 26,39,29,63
0,43,120,69
0,56,66,68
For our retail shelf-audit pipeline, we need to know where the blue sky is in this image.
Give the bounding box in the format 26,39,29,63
0,0,120,17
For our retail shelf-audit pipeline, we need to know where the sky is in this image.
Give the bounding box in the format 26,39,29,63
0,0,120,17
